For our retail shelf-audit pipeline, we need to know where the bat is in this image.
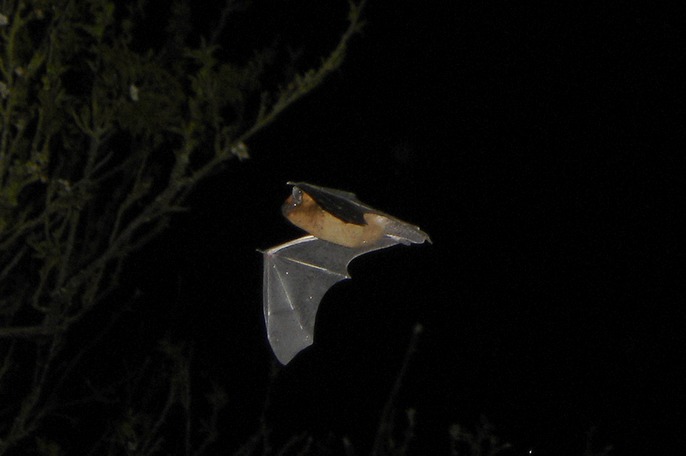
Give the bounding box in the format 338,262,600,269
262,182,431,365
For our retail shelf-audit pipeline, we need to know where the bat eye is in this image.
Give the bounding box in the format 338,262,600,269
291,187,303,206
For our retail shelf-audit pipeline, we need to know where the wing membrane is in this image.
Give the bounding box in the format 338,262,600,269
263,235,398,364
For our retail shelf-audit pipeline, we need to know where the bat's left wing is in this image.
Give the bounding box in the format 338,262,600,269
263,235,399,365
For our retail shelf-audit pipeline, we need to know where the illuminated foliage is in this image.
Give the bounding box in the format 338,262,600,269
0,0,364,452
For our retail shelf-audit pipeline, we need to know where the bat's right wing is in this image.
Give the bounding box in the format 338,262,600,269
262,235,399,364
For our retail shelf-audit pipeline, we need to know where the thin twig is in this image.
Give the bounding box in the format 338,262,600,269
371,323,423,456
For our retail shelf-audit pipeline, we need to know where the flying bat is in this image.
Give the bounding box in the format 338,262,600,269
262,182,431,365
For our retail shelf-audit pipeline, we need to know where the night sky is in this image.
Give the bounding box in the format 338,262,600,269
118,1,681,454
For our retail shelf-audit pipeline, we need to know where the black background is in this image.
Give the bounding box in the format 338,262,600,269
117,1,682,454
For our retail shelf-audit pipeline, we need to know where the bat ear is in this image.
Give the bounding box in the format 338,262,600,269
291,186,303,205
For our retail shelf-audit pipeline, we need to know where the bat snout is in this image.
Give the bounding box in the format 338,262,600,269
281,196,298,217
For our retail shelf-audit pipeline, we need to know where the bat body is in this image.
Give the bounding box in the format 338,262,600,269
263,182,430,365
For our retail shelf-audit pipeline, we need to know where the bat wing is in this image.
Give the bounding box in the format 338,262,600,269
263,235,400,364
